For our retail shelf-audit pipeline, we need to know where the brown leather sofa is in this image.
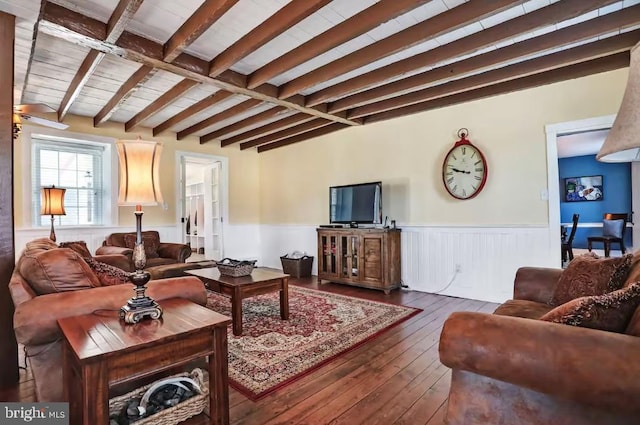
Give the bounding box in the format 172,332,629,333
96,230,192,271
9,238,207,402
439,265,640,425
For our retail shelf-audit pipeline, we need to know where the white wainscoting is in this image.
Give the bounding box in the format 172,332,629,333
223,223,262,263
260,225,319,273
17,223,554,303
400,226,552,303
15,225,181,261
259,224,553,304
15,223,262,264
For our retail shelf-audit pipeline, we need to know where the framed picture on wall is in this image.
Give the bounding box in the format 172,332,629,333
564,175,603,202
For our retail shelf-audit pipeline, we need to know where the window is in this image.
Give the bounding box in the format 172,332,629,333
30,132,115,227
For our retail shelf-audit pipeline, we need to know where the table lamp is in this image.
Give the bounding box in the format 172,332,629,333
116,137,164,324
40,185,66,242
598,41,640,162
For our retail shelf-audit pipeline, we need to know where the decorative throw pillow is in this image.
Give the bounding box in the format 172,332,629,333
123,232,160,259
550,254,633,306
540,282,640,333
19,248,101,295
84,258,131,286
59,241,92,259
603,219,625,238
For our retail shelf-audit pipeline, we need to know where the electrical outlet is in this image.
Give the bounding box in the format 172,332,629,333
455,264,462,273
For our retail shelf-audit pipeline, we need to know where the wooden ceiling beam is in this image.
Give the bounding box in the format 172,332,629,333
247,0,432,89
106,0,145,43
257,123,349,153
57,0,145,122
364,52,630,124
239,118,330,150
58,50,105,122
330,5,640,113
208,0,332,78
94,65,155,126
177,98,262,140
153,90,232,136
163,0,238,62
202,106,288,144
308,0,620,107
125,78,198,131
277,0,522,99
39,2,360,127
350,32,638,119
227,114,316,147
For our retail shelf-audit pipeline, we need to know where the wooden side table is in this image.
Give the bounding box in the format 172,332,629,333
58,298,231,425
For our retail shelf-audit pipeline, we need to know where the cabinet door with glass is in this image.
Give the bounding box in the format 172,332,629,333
339,234,360,281
318,231,340,279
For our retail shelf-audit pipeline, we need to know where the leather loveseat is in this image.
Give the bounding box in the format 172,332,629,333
96,230,192,271
439,257,640,425
9,238,207,402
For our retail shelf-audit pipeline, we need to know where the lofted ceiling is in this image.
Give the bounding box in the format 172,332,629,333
3,0,640,152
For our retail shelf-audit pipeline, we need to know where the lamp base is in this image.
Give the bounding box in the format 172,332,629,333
120,300,163,324
120,270,163,324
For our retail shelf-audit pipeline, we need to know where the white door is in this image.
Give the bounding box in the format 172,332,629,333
179,156,188,245
204,162,223,260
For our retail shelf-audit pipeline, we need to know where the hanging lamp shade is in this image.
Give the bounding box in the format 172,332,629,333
116,138,164,206
597,42,640,162
40,186,66,216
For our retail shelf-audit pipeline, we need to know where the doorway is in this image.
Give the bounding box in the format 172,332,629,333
175,152,228,261
546,115,639,267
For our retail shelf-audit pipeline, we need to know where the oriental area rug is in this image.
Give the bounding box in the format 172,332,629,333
205,286,421,400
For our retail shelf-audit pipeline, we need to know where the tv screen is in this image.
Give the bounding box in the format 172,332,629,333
330,182,382,224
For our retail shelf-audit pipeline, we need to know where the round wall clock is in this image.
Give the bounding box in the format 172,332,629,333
442,129,488,200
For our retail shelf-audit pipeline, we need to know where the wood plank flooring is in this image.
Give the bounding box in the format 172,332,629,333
0,275,498,424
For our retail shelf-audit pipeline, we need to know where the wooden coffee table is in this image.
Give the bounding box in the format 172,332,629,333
186,268,289,336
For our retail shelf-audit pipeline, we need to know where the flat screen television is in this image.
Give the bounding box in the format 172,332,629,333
330,182,382,224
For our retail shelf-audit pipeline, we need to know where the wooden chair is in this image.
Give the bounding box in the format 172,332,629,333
587,213,629,258
561,213,579,263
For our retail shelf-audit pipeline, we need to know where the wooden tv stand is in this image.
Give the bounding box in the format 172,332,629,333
316,227,401,294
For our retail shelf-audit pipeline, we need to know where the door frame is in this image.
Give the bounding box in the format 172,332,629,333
545,114,616,267
175,151,229,258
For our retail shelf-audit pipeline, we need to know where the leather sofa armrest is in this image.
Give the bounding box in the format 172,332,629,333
439,312,640,413
157,243,192,262
14,277,207,346
513,267,562,304
93,254,133,272
96,245,133,258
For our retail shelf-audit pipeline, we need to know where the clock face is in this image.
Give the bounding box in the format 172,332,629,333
442,143,488,200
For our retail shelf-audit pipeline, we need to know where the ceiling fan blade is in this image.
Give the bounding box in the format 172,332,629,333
22,115,69,130
14,103,56,114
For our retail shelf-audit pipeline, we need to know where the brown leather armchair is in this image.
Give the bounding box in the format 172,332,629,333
439,266,640,425
9,239,207,402
96,230,192,271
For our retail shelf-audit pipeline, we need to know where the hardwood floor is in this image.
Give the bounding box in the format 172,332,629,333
0,275,498,424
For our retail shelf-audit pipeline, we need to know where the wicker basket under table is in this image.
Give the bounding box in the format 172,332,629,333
108,368,208,425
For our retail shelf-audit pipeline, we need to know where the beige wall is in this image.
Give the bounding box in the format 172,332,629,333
13,68,629,231
258,68,628,226
13,115,260,228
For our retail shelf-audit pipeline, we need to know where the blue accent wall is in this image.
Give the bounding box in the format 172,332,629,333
559,155,632,249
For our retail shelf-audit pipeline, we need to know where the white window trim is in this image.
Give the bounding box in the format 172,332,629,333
20,125,119,228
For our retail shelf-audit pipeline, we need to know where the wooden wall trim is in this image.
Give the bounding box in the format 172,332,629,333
0,10,19,388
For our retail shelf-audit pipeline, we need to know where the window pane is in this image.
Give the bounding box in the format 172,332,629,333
59,169,77,187
33,138,107,227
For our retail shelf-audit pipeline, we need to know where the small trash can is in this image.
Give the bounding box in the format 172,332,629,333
280,255,314,278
